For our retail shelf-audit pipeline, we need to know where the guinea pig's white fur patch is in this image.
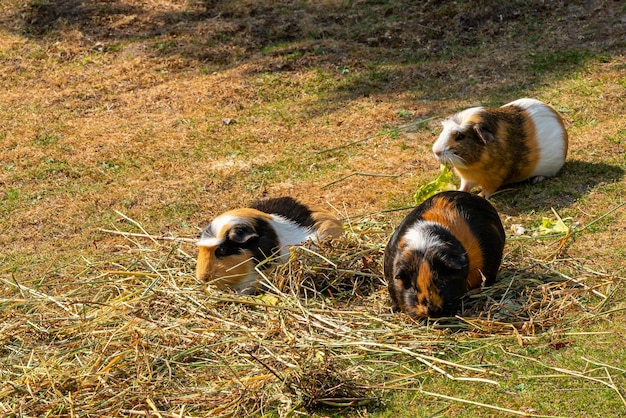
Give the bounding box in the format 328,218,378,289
267,214,318,255
402,221,447,253
196,237,225,247
196,212,317,254
446,106,484,129
434,106,484,168
504,98,567,178
196,213,240,246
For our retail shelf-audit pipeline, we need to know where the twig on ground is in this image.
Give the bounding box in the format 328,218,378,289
99,228,197,243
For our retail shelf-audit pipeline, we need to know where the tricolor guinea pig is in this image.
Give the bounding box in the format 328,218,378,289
196,196,343,294
384,191,505,319
432,98,568,198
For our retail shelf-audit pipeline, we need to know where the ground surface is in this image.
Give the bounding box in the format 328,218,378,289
1,0,625,416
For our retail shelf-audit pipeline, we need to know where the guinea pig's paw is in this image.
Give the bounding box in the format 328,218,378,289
478,190,496,199
529,175,549,184
235,284,259,295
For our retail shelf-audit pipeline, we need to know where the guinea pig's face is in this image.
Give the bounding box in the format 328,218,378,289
196,211,267,292
391,244,468,318
196,241,257,290
433,110,494,169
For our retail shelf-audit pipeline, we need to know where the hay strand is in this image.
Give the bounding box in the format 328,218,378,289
99,228,197,243
418,388,569,418
2,214,623,416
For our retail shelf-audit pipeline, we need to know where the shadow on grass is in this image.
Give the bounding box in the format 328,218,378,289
7,0,625,111
429,256,604,333
491,160,625,215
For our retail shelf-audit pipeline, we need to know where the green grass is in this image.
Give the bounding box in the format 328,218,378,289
527,50,599,75
377,308,626,417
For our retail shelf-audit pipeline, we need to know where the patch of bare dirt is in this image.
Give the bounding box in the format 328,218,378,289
9,1,625,64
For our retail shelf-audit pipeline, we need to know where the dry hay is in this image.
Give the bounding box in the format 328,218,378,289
1,217,623,416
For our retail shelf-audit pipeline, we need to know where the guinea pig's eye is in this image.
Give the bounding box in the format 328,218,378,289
214,246,227,258
455,132,466,141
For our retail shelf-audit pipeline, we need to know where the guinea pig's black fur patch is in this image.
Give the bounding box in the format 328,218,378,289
215,217,280,271
384,191,505,319
250,196,316,229
388,225,469,317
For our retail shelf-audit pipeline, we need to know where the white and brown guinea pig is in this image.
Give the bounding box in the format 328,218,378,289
196,196,343,294
432,98,568,198
384,191,505,319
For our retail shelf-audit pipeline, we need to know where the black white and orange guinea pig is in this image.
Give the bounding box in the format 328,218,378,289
432,98,568,198
196,196,343,294
384,191,505,319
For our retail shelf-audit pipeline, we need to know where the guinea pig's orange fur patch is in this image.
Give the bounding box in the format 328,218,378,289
455,112,506,195
196,246,213,281
409,303,430,318
217,208,272,236
416,261,443,313
196,245,254,288
512,109,541,181
422,196,485,290
394,244,444,318
311,210,344,239
456,107,542,196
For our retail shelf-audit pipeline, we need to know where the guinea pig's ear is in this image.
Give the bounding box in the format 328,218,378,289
473,123,495,144
228,224,259,244
435,252,465,271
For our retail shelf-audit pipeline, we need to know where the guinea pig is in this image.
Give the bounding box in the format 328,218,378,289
384,191,505,319
196,196,343,294
432,98,568,198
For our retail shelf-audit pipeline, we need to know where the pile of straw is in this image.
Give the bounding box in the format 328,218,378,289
1,217,623,416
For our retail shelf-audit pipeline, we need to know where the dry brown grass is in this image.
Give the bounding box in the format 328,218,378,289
2,217,623,416
2,0,626,416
